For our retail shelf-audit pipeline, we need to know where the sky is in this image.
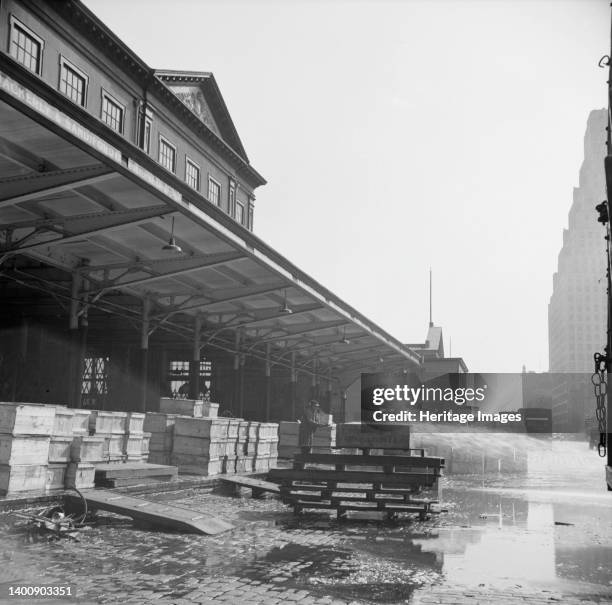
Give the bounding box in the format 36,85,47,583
85,0,610,373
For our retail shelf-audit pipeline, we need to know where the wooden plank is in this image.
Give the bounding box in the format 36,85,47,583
269,468,438,486
94,463,178,479
293,453,444,468
66,488,233,535
219,475,280,494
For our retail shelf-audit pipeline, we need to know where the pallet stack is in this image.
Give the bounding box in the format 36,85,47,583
144,413,178,465
269,423,441,520
0,403,55,496
269,451,443,520
171,417,229,475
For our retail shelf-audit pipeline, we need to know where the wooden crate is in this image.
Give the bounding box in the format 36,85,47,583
52,407,74,436
222,455,237,474
257,423,278,440
0,403,55,436
172,436,226,458
235,456,254,473
174,417,229,440
93,412,128,435
148,451,171,465
170,453,222,476
0,435,50,465
127,412,145,434
70,436,105,462
336,423,410,450
48,436,73,463
238,421,249,441
123,434,144,460
247,422,259,440
0,463,47,495
253,456,271,472
149,432,173,452
159,398,203,417
72,410,91,435
65,462,95,489
202,402,219,418
46,463,67,490
144,412,180,433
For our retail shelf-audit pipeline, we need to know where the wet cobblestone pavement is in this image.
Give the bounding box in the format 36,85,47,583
0,441,611,605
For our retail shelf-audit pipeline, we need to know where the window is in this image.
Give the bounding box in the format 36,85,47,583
208,177,221,206
185,157,201,191
101,91,125,133
247,200,254,231
159,136,176,173
9,17,43,75
228,180,236,216
59,57,88,106
137,109,152,153
236,201,244,225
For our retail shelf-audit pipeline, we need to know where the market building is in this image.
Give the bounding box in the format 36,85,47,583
0,0,422,423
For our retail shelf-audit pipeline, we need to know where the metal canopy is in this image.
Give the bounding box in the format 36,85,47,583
0,72,421,382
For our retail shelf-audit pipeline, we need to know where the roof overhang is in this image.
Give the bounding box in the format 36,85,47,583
0,61,421,382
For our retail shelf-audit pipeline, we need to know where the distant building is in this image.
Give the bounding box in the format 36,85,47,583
548,109,607,432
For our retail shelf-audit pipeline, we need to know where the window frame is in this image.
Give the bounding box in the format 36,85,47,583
137,106,153,154
100,89,126,134
158,134,177,174
208,176,221,207
9,15,44,76
228,179,236,217
235,201,245,225
58,55,89,107
185,156,201,191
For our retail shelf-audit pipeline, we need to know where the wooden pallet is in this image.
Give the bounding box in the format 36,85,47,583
269,452,441,519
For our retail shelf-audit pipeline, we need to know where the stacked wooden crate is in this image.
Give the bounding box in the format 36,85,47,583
90,411,128,462
143,413,178,465
278,421,336,458
312,424,336,453
72,409,91,436
223,418,241,474
123,412,147,462
69,434,105,489
235,421,253,472
253,423,279,472
46,406,75,490
171,417,229,475
159,397,203,417
0,403,55,496
278,421,300,458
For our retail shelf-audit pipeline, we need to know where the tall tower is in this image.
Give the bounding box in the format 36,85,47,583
548,109,608,431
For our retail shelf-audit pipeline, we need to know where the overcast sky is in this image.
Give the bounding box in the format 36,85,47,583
85,0,609,373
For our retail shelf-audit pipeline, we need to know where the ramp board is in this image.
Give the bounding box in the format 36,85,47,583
219,475,280,494
66,488,233,535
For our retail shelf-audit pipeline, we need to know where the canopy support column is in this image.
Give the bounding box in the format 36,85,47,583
138,297,151,412
189,315,202,399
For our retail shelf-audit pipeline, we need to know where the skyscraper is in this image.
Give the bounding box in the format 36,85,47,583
548,109,607,431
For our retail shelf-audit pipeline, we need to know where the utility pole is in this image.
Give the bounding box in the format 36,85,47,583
603,2,612,489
